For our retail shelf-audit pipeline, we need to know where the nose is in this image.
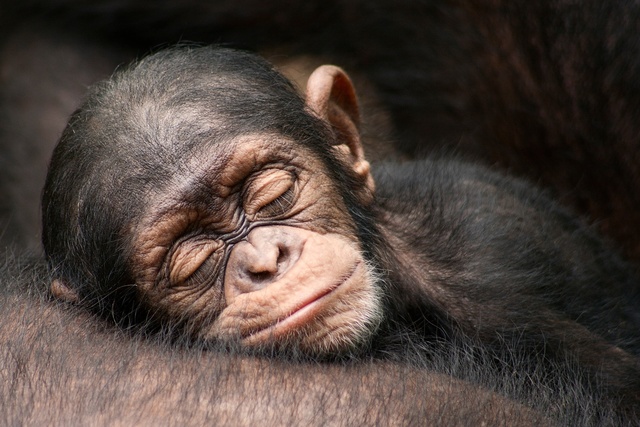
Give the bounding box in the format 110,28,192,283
224,226,303,298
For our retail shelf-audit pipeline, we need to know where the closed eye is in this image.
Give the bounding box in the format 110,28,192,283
169,239,224,287
243,169,297,218
257,183,296,218
186,252,224,288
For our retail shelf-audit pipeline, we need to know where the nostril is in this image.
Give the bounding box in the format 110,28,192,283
245,245,290,285
247,252,279,275
276,245,289,270
248,270,273,282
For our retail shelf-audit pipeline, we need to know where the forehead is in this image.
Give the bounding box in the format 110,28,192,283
168,132,303,199
213,134,298,193
130,132,320,237
113,91,308,172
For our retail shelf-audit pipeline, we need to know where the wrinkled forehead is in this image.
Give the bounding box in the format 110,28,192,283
135,132,302,215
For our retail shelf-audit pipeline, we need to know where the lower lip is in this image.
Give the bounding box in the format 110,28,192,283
243,286,337,345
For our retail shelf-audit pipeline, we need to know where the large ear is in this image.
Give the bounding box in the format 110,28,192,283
306,65,375,204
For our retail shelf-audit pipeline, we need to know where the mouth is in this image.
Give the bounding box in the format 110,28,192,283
243,261,363,344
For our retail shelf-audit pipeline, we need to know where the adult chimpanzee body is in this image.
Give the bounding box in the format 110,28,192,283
42,47,640,416
2,258,556,426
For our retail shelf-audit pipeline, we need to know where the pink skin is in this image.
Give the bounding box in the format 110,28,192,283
207,225,379,351
242,261,364,346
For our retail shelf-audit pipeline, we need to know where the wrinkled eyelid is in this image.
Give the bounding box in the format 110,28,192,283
257,183,297,217
243,170,296,216
186,252,224,287
169,241,223,285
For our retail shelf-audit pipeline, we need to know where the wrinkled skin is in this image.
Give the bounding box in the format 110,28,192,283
131,133,381,354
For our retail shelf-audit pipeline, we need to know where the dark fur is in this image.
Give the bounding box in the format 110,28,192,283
3,0,640,262
373,159,640,412
3,255,639,426
2,256,558,426
42,46,640,419
2,2,640,424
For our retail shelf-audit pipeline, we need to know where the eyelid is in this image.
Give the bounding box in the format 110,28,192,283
244,169,296,216
169,240,223,285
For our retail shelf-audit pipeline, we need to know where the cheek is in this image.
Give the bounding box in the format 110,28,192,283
137,281,226,333
289,261,384,355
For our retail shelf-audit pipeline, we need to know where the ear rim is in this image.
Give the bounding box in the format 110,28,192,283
306,64,361,131
305,65,375,205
